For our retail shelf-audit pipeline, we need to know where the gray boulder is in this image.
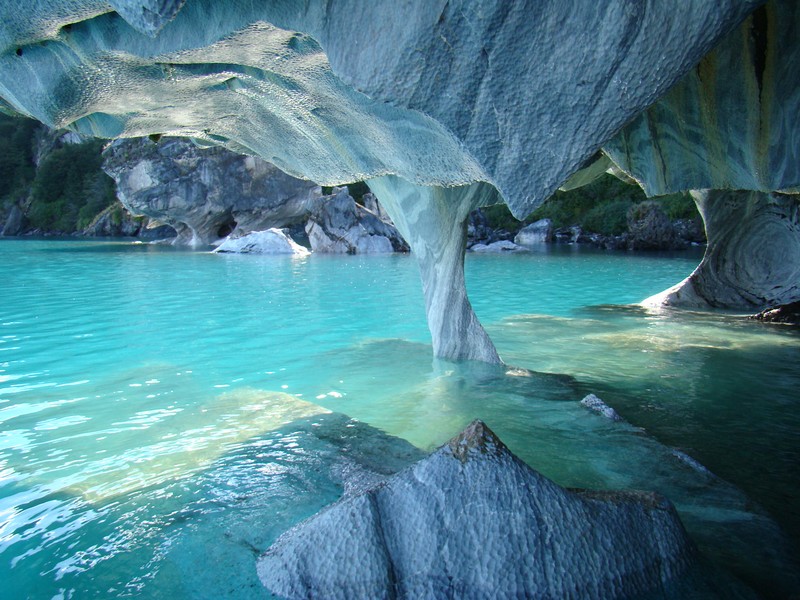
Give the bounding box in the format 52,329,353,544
470,239,527,253
305,188,409,254
361,192,392,223
103,138,322,246
213,229,309,255
514,218,553,246
80,200,177,238
258,421,698,599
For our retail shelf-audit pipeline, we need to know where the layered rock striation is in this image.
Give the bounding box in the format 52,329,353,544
644,189,800,309
258,421,700,599
603,1,800,310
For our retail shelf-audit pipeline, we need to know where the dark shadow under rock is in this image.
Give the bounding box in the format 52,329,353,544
750,300,800,325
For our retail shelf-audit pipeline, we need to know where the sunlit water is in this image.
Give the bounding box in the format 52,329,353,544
0,239,798,598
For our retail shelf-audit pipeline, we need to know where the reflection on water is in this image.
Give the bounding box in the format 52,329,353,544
0,240,798,598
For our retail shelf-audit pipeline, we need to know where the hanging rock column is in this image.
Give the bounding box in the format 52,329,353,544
369,176,502,363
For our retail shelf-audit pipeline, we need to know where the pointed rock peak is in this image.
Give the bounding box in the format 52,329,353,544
446,420,509,463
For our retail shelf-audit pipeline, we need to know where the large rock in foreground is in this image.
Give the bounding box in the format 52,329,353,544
258,421,697,599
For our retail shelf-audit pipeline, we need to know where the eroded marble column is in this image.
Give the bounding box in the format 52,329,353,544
643,190,800,309
369,176,502,363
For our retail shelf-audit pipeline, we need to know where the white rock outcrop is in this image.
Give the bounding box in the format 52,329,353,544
514,218,553,246
470,240,528,253
213,229,309,256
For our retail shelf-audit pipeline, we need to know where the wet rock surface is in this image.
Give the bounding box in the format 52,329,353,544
750,300,800,325
258,420,703,599
213,229,310,255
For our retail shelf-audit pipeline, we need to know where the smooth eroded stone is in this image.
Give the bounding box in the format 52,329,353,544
258,421,698,599
643,190,800,309
514,218,553,246
212,229,309,255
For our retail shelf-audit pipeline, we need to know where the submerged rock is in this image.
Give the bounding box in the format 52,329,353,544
213,229,310,255
258,420,698,599
580,393,624,422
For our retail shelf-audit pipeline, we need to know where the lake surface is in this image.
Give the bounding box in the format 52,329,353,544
1,239,798,598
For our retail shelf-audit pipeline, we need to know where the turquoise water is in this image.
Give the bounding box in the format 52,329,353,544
0,239,798,598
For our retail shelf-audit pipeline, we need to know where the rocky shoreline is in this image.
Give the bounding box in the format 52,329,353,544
467,206,705,253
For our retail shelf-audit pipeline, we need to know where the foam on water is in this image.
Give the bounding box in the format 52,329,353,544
0,239,798,598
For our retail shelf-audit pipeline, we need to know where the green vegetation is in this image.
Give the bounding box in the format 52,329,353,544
482,173,699,236
0,114,117,233
28,139,116,232
0,115,37,204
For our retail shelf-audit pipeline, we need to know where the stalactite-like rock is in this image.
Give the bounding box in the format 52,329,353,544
369,176,502,363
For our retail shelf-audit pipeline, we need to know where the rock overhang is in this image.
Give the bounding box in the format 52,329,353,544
0,0,762,218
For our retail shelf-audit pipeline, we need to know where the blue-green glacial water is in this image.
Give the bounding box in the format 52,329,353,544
1,239,798,598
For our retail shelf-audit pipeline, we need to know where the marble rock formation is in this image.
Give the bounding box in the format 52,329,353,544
514,218,553,246
258,421,697,599
470,240,527,253
751,300,800,324
213,229,310,256
103,138,322,246
604,1,800,310
0,0,763,360
81,200,176,238
305,187,409,254
643,190,800,309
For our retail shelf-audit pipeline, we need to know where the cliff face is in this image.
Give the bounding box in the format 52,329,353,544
103,137,322,246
